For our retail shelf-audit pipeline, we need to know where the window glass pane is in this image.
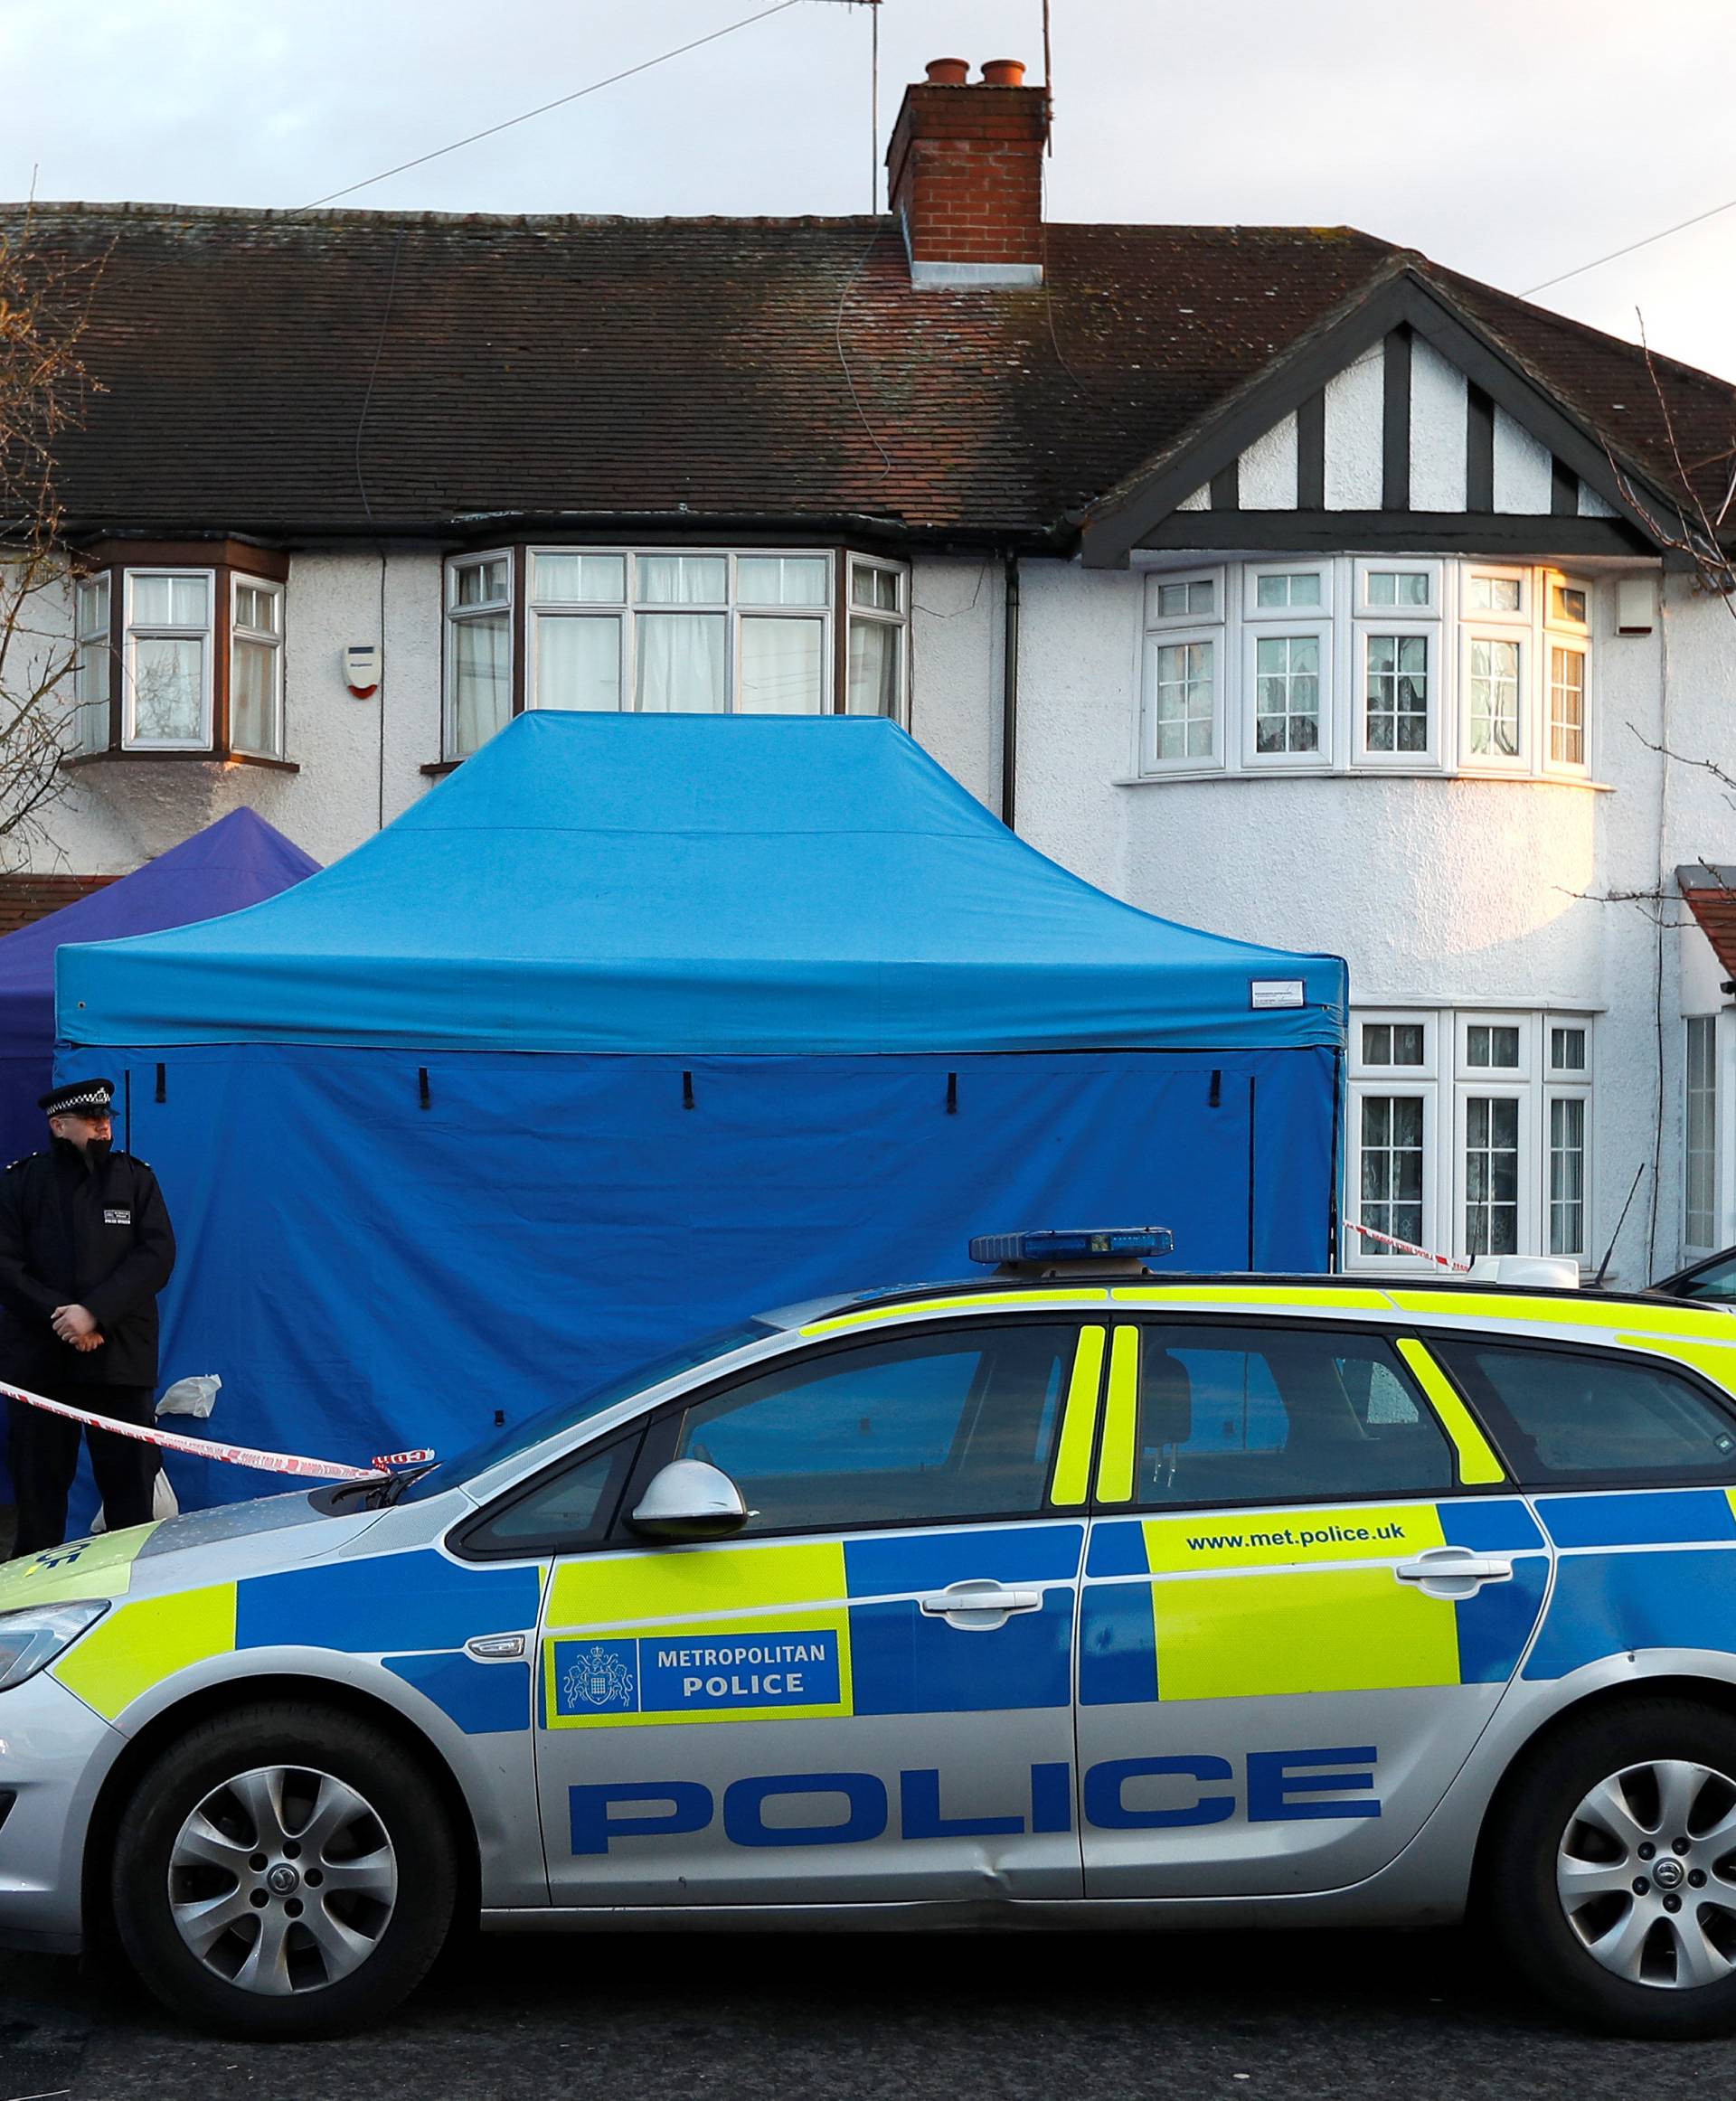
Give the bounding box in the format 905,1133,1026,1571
1549,1097,1586,1256
455,559,508,608
638,555,726,605
130,636,204,741
231,636,279,756
1552,583,1588,624
737,556,828,608
1468,575,1523,614
1467,1024,1520,1069
738,617,824,714
1365,632,1429,753
169,575,209,626
1363,1022,1424,1066
1363,1024,1391,1064
1687,1016,1718,1246
1146,637,1213,763
847,617,901,717
76,575,108,637
1256,571,1321,608
533,553,626,606
671,1326,1075,1532
1369,570,1429,607
130,575,173,625
1465,1095,1520,1255
636,613,726,711
450,611,511,755
1129,1324,1453,1508
1360,1095,1426,1248
1550,645,1586,766
1551,1026,1587,1072
464,1440,637,1551
852,565,901,612
1677,1254,1736,1304
535,616,622,711
1468,637,1521,757
1436,1341,1736,1484
1154,578,1213,620
74,638,108,705
1254,634,1320,755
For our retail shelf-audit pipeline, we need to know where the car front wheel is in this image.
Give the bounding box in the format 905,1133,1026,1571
111,1701,457,2039
1491,1698,1736,2038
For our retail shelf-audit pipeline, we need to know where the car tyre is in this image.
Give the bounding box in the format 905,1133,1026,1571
111,1701,457,2040
1489,1697,1736,2039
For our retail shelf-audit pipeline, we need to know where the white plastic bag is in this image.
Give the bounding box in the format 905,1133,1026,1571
93,1466,179,1531
156,1373,222,1419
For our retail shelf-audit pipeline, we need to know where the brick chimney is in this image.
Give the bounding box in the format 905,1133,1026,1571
886,58,1049,289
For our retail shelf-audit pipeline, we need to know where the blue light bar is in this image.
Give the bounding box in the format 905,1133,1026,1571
967,1227,1175,1266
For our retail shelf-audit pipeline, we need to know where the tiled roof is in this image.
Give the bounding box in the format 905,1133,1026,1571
1679,869,1736,978
0,874,117,938
11,203,1735,542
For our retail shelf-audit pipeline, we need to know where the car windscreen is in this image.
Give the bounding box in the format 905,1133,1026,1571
399,1319,778,1501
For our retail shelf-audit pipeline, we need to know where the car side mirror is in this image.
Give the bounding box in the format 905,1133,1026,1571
628,1459,750,1543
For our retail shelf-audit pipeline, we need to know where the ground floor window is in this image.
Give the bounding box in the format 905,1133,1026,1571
1686,1015,1719,1249
1349,1008,1592,1268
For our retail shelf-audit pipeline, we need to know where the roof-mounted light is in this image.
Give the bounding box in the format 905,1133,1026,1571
968,1227,1175,1274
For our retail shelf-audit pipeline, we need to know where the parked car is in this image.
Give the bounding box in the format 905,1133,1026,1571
1654,1247,1736,1305
7,1230,1736,2040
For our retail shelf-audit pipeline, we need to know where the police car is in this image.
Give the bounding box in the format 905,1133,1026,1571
9,1228,1736,2040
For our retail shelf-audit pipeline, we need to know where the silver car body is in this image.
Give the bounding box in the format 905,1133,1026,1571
6,1274,1736,1951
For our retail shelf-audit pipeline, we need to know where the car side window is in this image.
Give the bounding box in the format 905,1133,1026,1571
1678,1253,1736,1305
460,1436,639,1556
661,1323,1076,1536
1130,1323,1456,1508
1432,1340,1736,1484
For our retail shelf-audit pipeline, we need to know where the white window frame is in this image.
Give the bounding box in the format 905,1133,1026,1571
1351,1080,1438,1268
1139,628,1223,776
443,549,514,761
1459,625,1528,774
1456,1083,1533,1263
1457,1011,1530,1081
122,567,215,751
228,572,285,760
1686,1014,1720,1251
1242,560,1333,620
1460,564,1531,626
846,553,909,723
1353,558,1441,618
1542,572,1593,778
72,571,111,755
1242,618,1333,768
1354,621,1438,768
526,551,627,717
1146,566,1223,628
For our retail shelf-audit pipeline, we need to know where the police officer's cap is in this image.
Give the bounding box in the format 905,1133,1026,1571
39,1077,116,1117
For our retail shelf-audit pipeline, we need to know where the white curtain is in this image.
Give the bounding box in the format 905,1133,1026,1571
637,613,725,711
536,616,622,711
453,614,511,753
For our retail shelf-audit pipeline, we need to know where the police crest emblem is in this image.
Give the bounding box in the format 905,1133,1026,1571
562,1643,637,1711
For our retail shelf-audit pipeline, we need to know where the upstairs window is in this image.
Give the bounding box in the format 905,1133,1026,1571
447,552,514,759
1139,569,1223,772
230,578,285,760
123,570,212,749
847,558,906,718
72,574,110,755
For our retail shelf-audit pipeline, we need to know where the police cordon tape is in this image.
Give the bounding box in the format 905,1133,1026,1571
1346,1220,1471,1271
0,1377,434,1482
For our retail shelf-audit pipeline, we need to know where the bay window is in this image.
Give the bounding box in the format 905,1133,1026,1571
847,558,906,718
446,552,513,758
1139,567,1222,772
1543,570,1591,773
230,577,285,759
73,574,110,755
1348,1008,1594,1270
1249,628,1327,758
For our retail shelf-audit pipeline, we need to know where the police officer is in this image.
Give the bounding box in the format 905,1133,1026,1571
0,1079,176,1557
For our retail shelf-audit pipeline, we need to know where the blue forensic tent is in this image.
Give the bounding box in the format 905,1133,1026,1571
0,809,317,1168
55,714,1347,1506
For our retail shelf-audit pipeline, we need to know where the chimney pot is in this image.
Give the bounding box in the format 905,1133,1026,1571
980,59,1026,87
925,57,969,86
886,61,1047,288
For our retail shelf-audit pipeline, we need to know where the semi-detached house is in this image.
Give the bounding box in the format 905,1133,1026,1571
10,56,1736,1285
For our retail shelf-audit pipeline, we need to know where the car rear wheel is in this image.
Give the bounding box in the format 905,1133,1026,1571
112,1701,457,2039
1490,1699,1736,2038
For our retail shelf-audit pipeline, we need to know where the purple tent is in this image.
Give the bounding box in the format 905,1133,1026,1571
0,808,316,1515
0,808,317,1169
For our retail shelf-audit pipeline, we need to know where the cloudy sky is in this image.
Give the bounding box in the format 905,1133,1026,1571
5,0,1734,377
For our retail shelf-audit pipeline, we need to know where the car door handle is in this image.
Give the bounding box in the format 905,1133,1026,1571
919,1580,1043,1625
1394,1548,1514,1597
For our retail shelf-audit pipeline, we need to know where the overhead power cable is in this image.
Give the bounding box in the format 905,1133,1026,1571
295,0,806,212
1524,193,1736,297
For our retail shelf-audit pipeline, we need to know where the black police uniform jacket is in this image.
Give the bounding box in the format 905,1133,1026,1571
0,1141,177,1390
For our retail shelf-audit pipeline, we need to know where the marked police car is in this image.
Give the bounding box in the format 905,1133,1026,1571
11,1228,1736,2039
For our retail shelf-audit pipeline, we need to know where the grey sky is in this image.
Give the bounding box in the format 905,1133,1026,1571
6,0,1735,380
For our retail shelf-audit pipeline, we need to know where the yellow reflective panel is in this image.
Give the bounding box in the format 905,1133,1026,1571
1389,1291,1736,1339
800,1289,1109,1338
1112,1286,1395,1311
1153,1567,1460,1702
1095,1326,1139,1504
1050,1324,1106,1509
1615,1333,1736,1398
53,1582,237,1720
549,1540,846,1629
1397,1338,1507,1484
0,1523,159,1612
541,1606,854,1729
1143,1502,1445,1576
